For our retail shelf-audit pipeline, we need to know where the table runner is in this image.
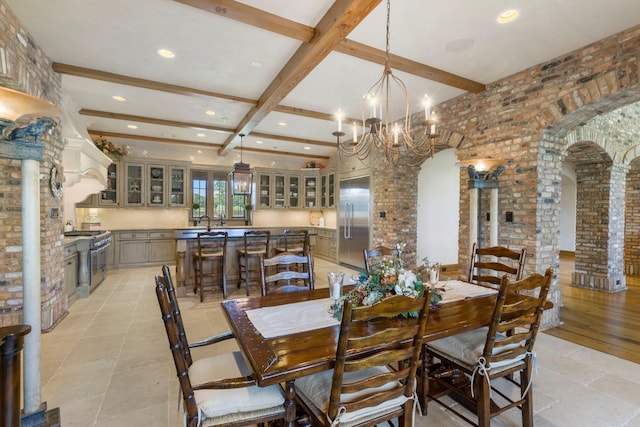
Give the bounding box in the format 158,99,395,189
246,281,497,339
438,280,498,303
246,298,339,339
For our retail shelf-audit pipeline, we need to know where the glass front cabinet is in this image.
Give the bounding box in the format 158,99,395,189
288,174,300,209
320,170,336,209
258,173,271,208
124,163,145,207
99,162,120,206
148,165,166,206
169,166,187,207
304,175,318,208
273,174,286,208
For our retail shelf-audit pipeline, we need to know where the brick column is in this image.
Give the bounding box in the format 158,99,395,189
537,133,563,328
572,162,627,292
624,161,640,275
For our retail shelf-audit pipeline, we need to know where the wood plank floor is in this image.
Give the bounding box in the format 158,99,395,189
544,253,640,364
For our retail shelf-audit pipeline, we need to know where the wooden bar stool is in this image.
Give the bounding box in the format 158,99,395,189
274,229,310,278
237,230,270,296
192,231,228,301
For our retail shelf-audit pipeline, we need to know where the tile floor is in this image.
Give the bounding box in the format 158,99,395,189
40,259,640,426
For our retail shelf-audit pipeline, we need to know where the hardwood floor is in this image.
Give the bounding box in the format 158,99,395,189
544,253,640,364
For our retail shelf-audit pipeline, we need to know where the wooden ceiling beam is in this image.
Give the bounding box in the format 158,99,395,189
52,63,256,105
218,0,383,155
80,109,335,148
173,0,314,42
334,39,486,93
174,0,485,93
87,130,330,159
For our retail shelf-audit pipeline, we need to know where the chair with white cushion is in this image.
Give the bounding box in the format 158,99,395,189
425,268,552,427
294,292,431,427
155,274,285,427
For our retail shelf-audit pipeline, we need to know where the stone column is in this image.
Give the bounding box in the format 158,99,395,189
21,158,43,416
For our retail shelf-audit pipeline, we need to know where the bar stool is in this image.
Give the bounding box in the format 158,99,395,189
237,230,270,296
274,229,310,279
192,231,228,301
274,229,310,256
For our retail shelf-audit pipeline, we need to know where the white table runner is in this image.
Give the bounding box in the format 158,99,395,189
437,280,498,303
245,282,497,339
246,298,339,339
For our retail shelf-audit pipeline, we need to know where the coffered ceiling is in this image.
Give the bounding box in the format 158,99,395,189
6,0,640,163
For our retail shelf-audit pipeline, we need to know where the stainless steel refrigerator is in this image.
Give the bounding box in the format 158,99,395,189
338,176,370,270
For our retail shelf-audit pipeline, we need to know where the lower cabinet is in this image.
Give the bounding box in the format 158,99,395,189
314,228,337,262
116,230,175,268
64,243,78,298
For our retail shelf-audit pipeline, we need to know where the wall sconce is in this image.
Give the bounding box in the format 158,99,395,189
457,158,504,189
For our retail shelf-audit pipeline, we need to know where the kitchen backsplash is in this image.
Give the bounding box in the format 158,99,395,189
74,207,337,230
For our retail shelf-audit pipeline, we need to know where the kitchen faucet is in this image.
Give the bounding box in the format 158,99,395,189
200,215,211,231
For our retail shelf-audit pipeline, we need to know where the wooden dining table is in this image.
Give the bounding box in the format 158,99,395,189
221,280,527,426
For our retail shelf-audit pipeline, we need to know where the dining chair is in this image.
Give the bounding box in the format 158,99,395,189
259,252,314,295
155,273,285,427
237,230,270,296
467,242,527,288
424,268,552,427
363,245,399,273
192,231,228,301
294,292,431,427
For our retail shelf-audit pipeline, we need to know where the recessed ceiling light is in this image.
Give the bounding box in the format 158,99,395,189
497,9,519,23
255,140,263,144
197,150,202,154
303,146,311,150
277,122,287,127
127,124,138,129
157,48,175,58
196,133,205,137
112,95,126,102
205,110,216,116
250,61,263,68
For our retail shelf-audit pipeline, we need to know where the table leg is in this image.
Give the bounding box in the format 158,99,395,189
284,379,296,427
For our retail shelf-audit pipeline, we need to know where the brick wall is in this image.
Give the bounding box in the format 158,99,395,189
371,25,640,328
0,0,65,330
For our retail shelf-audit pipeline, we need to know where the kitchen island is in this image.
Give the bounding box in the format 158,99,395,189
174,227,323,296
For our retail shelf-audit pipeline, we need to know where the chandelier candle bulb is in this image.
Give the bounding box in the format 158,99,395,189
424,97,431,121
353,122,357,142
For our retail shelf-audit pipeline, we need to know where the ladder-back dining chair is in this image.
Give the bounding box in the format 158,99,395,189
294,292,431,427
425,268,552,427
363,245,399,273
155,273,285,427
259,252,314,295
468,242,526,288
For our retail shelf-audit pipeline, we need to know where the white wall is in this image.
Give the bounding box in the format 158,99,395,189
416,149,459,265
560,161,577,251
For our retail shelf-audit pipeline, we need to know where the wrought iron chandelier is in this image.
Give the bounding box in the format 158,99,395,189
335,0,437,166
229,133,252,195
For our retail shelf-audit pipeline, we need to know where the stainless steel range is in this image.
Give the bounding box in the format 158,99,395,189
64,230,112,297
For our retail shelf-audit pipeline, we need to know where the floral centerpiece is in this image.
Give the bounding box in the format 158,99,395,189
93,136,127,159
332,243,443,319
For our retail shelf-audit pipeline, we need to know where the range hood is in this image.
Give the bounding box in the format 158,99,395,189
60,95,112,226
